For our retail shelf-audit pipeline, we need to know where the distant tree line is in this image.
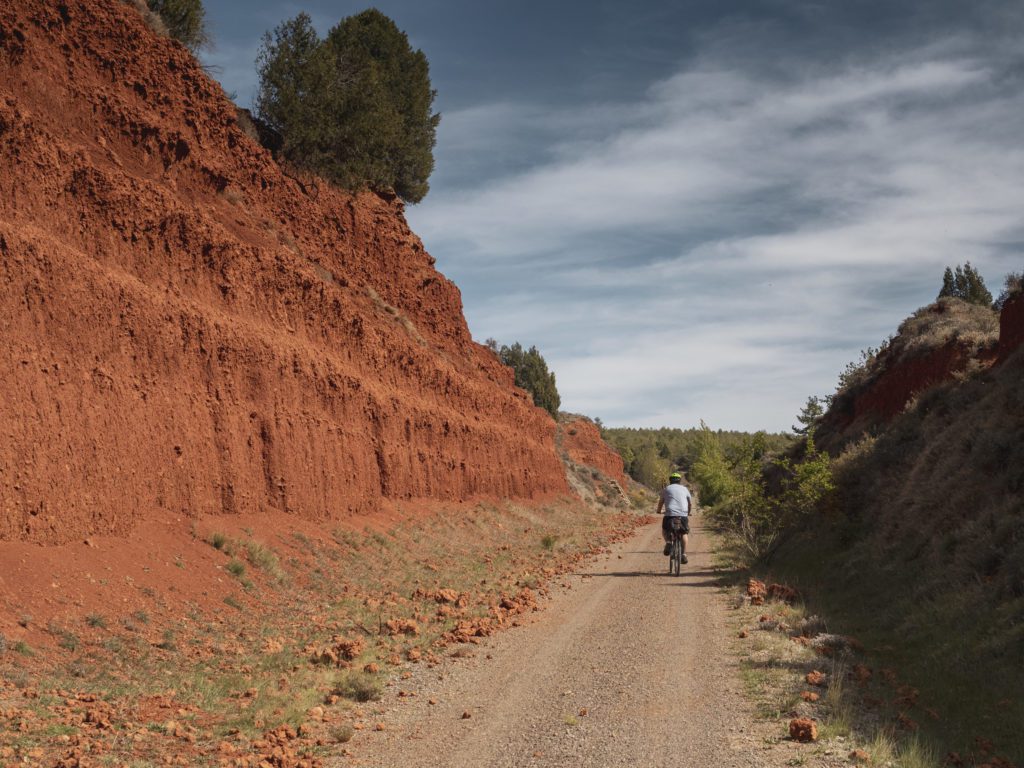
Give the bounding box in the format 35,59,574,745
601,425,793,490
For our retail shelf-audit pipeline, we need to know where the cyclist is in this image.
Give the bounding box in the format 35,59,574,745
656,471,691,563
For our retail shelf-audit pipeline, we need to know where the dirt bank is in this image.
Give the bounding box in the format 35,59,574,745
0,0,569,546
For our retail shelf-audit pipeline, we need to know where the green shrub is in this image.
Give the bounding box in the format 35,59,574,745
488,340,560,418
255,10,439,202
331,670,383,702
226,559,246,577
145,0,208,51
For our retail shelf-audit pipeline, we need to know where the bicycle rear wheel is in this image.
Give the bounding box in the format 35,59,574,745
671,538,681,575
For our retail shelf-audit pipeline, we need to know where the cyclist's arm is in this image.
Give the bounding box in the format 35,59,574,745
655,497,664,515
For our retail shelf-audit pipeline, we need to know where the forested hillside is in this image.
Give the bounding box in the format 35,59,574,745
602,426,791,489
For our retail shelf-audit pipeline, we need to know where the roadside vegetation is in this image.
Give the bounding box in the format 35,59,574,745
702,264,1024,764
0,501,641,765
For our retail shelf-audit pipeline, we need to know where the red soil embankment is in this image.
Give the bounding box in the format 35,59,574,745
560,417,628,488
997,293,1024,362
0,0,568,546
849,341,974,423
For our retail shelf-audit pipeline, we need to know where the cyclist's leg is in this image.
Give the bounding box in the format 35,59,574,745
681,517,690,563
661,516,672,555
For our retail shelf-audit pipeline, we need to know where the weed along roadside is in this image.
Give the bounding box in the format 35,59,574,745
0,501,643,765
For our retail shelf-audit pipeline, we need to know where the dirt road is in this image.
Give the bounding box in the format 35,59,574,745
344,519,767,767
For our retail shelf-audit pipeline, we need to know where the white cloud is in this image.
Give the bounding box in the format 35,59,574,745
407,44,1024,431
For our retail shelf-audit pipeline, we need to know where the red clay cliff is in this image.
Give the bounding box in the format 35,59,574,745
0,0,571,545
560,416,628,488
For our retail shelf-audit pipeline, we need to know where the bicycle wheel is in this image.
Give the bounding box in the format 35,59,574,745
672,538,681,576
668,536,676,574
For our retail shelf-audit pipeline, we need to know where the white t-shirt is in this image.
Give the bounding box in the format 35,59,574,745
661,484,691,517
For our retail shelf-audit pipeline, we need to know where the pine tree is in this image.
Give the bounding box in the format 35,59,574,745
792,396,824,436
496,343,561,418
937,262,993,307
938,267,955,299
255,10,439,203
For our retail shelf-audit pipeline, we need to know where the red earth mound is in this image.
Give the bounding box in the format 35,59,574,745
997,292,1024,362
0,0,570,547
559,416,628,488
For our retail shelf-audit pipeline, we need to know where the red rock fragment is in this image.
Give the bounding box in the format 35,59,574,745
789,717,818,742
805,670,827,687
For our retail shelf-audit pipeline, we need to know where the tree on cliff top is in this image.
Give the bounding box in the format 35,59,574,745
255,10,439,203
490,342,561,419
145,0,208,51
937,262,993,307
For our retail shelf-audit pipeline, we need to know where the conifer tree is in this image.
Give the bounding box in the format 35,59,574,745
255,10,439,203
937,262,993,307
496,342,561,418
939,267,955,299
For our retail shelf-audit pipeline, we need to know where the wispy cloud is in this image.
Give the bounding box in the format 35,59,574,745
408,38,1024,431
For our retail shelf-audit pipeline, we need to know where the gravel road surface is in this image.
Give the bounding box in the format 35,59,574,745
343,518,766,767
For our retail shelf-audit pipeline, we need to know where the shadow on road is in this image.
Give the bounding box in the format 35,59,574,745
574,569,727,586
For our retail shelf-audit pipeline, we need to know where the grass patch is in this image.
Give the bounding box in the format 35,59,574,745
86,613,107,629
541,534,558,551
330,724,355,744
226,559,246,577
223,595,242,610
330,670,383,703
156,630,177,651
244,540,287,583
210,532,228,550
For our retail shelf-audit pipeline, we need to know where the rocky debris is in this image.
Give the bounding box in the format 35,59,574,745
849,664,873,684
895,712,918,731
385,619,420,637
809,633,856,657
800,691,820,703
805,670,827,687
788,717,818,742
849,749,871,762
746,580,767,605
766,583,799,603
413,588,462,605
308,636,365,665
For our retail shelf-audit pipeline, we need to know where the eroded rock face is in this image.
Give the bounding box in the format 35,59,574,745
560,416,628,487
0,0,568,544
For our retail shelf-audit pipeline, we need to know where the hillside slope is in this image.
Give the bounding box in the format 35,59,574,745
0,0,571,546
775,292,1024,758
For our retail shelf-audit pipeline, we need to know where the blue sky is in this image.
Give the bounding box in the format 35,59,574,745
200,1,1024,432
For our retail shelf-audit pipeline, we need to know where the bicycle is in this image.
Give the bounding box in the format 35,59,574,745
667,517,685,575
